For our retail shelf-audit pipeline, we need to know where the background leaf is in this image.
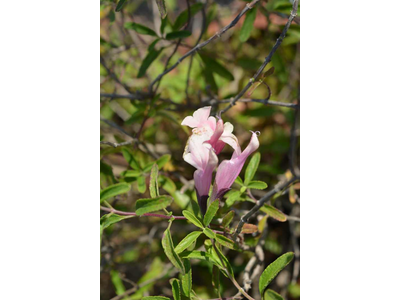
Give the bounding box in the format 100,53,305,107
115,0,126,12
138,49,163,78
150,164,160,198
156,0,167,19
137,175,147,193
239,6,257,42
124,22,158,36
173,3,203,30
165,30,191,40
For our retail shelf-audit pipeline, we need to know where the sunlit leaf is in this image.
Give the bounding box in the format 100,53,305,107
122,148,140,170
203,200,219,227
260,205,287,222
242,223,258,234
244,152,260,185
181,259,192,297
222,210,235,228
215,234,238,250
264,289,284,300
162,223,185,273
135,196,173,215
174,231,202,254
183,210,204,229
247,180,268,190
150,164,159,198
259,252,294,296
170,278,181,300
100,182,130,204
203,227,216,239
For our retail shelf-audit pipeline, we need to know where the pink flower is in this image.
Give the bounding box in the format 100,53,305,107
212,132,260,201
181,106,259,215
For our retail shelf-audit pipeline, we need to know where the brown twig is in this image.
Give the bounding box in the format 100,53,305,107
220,0,299,114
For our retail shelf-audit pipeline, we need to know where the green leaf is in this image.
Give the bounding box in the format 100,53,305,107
259,252,294,296
170,278,181,300
137,175,147,193
215,234,238,250
181,259,192,297
180,250,218,265
260,205,287,222
142,297,170,300
100,182,130,204
135,196,173,215
200,54,234,81
203,200,219,227
121,148,140,170
156,0,167,19
247,180,268,190
100,213,132,231
159,175,176,195
244,152,260,185
124,22,158,36
156,154,171,169
264,289,284,300
239,5,257,42
183,210,204,229
110,270,127,298
174,231,202,254
150,164,159,198
234,176,244,186
148,38,160,52
165,30,191,40
222,211,235,228
138,48,163,78
211,244,234,276
225,190,242,207
203,227,216,239
212,265,221,298
122,170,142,177
173,3,203,30
115,0,126,12
162,223,185,273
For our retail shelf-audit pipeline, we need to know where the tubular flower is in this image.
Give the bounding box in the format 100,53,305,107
181,106,259,215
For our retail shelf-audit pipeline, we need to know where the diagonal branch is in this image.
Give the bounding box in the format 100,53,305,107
149,0,261,92
220,0,299,114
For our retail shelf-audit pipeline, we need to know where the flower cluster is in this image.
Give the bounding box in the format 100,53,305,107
181,106,259,215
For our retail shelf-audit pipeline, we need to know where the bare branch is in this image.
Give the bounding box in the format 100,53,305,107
149,0,261,92
220,0,299,114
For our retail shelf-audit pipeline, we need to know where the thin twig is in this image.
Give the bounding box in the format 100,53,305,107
100,140,135,148
100,206,187,220
220,0,299,114
233,177,299,240
149,0,260,92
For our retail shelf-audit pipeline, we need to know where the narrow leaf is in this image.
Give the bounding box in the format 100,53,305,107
203,227,216,239
159,175,176,195
244,152,261,185
215,234,238,250
170,278,181,300
156,0,167,19
138,49,163,78
115,0,126,12
222,211,235,228
150,164,159,198
165,30,191,40
247,180,268,190
156,154,171,169
235,176,244,186
183,210,204,229
239,5,257,42
137,175,147,193
203,200,219,227
242,223,258,234
100,182,130,204
261,205,287,222
121,148,140,170
200,54,234,81
142,297,170,300
135,196,173,215
175,231,202,254
212,265,221,298
100,213,133,231
264,289,284,300
259,252,294,296
124,22,158,36
173,3,203,30
162,224,185,273
181,259,192,297
122,170,142,177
